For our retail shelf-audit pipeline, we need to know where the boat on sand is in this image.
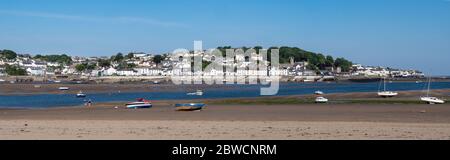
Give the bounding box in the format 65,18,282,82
58,87,70,91
378,78,398,98
126,98,153,109
421,77,445,104
315,97,329,103
175,103,206,111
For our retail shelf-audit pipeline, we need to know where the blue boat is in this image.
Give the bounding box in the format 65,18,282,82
175,103,206,111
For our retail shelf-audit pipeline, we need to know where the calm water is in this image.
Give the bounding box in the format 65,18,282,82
1,82,450,109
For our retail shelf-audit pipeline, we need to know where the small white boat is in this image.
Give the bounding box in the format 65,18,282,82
187,90,203,96
378,78,398,98
153,80,160,84
0,79,5,82
54,80,61,83
126,98,153,109
421,77,445,104
315,91,324,95
315,97,329,103
421,97,445,104
378,91,398,98
58,87,70,90
76,91,86,98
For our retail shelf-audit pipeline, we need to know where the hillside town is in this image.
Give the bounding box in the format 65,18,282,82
0,48,425,83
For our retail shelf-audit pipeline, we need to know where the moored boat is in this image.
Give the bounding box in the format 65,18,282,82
421,77,445,104
378,91,398,98
126,98,153,109
378,78,398,98
315,91,324,95
58,87,70,90
421,97,445,104
76,91,86,98
315,97,329,103
187,90,203,96
175,103,206,111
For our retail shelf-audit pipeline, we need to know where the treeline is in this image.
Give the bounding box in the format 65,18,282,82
0,50,18,60
216,46,353,72
3,64,27,76
75,52,166,72
34,54,72,65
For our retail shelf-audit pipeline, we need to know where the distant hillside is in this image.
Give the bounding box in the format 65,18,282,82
217,46,353,72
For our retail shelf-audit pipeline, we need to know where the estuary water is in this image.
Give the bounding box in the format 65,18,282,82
1,82,450,109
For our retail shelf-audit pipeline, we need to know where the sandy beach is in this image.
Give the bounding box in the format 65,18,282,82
1,103,450,140
1,82,450,140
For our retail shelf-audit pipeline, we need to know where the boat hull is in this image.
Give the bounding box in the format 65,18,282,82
378,92,398,98
126,104,153,109
76,94,86,98
421,97,445,104
59,87,69,90
175,103,206,111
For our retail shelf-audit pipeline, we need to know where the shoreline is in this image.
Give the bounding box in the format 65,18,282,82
2,120,450,140
1,88,448,110
1,80,450,95
2,103,450,140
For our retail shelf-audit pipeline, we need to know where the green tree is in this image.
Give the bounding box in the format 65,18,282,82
75,64,87,72
126,53,134,59
334,58,353,72
153,55,164,67
112,53,124,62
0,50,18,60
325,55,335,67
98,59,111,68
33,54,72,65
5,65,27,76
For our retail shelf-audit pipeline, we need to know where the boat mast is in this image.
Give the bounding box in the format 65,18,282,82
427,76,431,97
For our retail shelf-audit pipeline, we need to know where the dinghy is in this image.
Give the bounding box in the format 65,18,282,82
315,91,324,95
315,97,329,103
175,103,206,111
126,98,153,109
76,91,86,98
58,87,70,90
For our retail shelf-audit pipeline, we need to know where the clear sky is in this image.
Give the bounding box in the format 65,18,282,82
0,0,449,75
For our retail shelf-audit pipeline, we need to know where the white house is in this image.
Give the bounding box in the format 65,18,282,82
116,70,136,76
134,68,164,76
104,67,117,76
26,67,46,76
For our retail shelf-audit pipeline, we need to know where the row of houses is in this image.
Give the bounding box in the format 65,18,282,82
1,51,425,79
351,64,424,78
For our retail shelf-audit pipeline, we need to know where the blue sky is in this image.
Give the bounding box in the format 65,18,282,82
0,0,449,75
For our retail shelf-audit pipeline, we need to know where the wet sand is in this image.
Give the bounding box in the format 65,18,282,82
1,103,450,140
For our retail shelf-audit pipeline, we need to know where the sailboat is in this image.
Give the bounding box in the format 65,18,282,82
377,78,398,98
421,77,445,104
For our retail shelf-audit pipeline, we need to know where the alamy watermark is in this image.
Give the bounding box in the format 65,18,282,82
170,41,280,95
